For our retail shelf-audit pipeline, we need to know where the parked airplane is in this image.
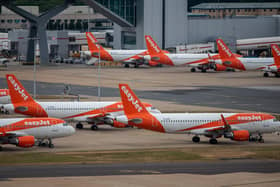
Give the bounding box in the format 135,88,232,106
0,89,10,113
215,39,275,77
3,74,160,130
85,32,160,68
116,83,280,144
143,35,231,72
0,89,10,105
0,117,75,149
263,44,280,77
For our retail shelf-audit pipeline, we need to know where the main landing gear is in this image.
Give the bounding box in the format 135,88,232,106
91,124,98,131
192,136,200,143
209,138,218,144
38,138,54,148
191,68,196,72
249,134,264,143
263,72,269,77
76,123,83,129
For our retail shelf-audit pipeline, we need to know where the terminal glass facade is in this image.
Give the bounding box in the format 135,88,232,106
96,0,136,25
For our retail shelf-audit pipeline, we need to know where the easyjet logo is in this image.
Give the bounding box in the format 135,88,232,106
121,86,143,112
8,76,28,101
237,115,262,121
217,40,232,57
24,120,50,126
146,37,160,53
87,33,97,44
272,45,280,57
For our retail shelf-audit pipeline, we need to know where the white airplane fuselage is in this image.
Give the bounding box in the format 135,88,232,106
4,101,158,122
117,113,280,135
0,118,75,139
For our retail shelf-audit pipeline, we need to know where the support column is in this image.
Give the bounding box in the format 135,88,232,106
26,23,37,62
1,0,70,65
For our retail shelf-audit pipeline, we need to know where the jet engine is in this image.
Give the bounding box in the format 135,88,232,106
9,136,35,148
224,130,250,141
112,121,128,128
214,64,227,71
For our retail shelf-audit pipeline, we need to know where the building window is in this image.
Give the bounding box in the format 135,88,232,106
7,19,13,23
123,34,136,45
15,20,20,23
69,37,75,42
237,9,240,12
270,9,273,12
264,9,266,12
1,20,5,23
21,19,27,23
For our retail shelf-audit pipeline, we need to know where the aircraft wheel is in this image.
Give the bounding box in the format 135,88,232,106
263,72,269,77
201,69,207,73
209,138,218,144
48,138,54,148
124,64,129,68
192,136,200,143
275,73,280,78
258,138,264,143
76,123,83,129
91,125,98,130
49,143,54,148
191,68,196,72
134,64,139,68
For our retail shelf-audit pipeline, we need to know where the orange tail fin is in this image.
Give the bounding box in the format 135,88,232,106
86,32,104,51
119,84,149,116
216,39,235,59
145,35,162,55
6,74,34,104
271,44,280,68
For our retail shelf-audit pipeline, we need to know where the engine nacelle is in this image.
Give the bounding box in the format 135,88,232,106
113,121,128,128
214,64,227,71
224,130,250,141
9,136,35,148
148,61,159,67
103,118,114,125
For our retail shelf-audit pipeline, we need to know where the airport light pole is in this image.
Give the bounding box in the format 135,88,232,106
32,37,39,99
97,43,101,101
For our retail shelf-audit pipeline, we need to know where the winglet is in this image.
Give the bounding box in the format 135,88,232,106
271,44,280,68
221,114,231,131
119,84,149,116
216,39,235,59
145,35,162,55
86,32,104,51
6,74,34,104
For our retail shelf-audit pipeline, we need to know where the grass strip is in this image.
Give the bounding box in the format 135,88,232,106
1,146,280,165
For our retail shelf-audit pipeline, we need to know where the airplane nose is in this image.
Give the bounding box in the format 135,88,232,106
214,59,223,65
3,104,14,113
143,55,151,61
68,126,76,135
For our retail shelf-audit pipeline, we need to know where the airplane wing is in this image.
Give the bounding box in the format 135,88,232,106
0,131,27,137
121,55,145,65
204,114,238,135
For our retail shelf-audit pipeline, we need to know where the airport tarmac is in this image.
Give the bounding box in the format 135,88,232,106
1,161,280,187
1,64,280,186
0,64,280,113
1,173,280,187
0,125,280,152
